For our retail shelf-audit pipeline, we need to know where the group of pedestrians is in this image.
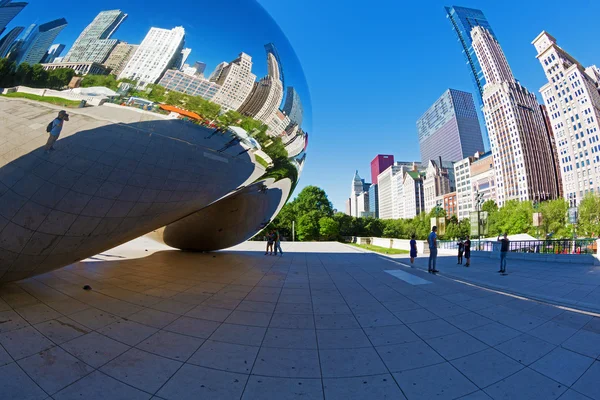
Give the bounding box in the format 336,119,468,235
409,226,510,274
456,237,471,267
265,230,283,256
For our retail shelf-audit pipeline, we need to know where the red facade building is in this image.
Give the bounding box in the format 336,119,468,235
370,154,394,184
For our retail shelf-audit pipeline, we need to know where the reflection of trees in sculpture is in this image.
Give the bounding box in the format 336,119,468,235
577,194,600,237
0,59,75,89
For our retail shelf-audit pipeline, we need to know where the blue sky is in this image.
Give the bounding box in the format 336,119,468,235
257,0,600,210
5,1,600,211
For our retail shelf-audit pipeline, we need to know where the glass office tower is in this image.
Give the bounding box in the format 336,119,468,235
445,5,496,149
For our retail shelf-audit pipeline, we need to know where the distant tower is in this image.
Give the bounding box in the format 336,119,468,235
370,155,394,184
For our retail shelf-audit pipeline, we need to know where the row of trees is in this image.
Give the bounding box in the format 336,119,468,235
79,74,290,163
263,186,600,242
0,59,75,89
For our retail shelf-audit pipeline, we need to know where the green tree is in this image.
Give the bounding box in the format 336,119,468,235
293,186,333,217
15,62,32,86
146,84,166,102
46,68,75,89
297,211,321,241
319,217,339,240
0,58,16,86
29,64,48,87
482,200,498,213
539,198,568,238
333,212,354,237
578,193,600,237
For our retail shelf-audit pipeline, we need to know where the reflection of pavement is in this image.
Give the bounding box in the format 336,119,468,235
2,239,600,399
0,98,260,282
378,251,600,314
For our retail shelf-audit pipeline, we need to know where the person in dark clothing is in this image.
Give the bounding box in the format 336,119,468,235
498,233,509,273
457,239,464,265
464,236,471,267
409,234,417,266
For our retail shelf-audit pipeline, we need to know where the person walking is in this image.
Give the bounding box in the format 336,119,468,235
409,234,417,266
274,230,283,256
265,231,274,255
464,236,471,267
427,226,439,273
457,239,464,265
44,110,69,152
498,233,509,273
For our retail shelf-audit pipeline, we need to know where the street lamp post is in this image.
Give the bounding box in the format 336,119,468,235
475,192,484,250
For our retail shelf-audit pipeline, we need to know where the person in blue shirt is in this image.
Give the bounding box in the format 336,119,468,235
44,110,69,152
409,234,417,266
427,226,439,274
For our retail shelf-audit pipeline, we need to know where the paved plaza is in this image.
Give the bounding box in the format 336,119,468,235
0,239,600,399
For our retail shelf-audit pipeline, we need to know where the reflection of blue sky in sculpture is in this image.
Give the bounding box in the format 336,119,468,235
6,0,312,131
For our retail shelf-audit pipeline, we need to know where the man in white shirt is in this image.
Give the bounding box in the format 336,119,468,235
428,226,439,274
44,110,69,152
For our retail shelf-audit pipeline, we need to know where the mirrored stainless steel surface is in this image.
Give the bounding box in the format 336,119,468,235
0,0,310,282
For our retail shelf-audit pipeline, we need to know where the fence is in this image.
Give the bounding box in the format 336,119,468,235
438,239,596,255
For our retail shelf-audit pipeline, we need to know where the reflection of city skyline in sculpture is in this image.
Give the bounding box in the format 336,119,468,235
14,18,68,65
118,26,185,87
0,0,27,36
0,0,311,283
63,9,126,64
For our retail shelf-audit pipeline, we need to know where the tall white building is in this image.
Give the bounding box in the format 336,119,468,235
533,32,600,206
173,48,191,70
63,10,126,64
377,165,401,220
119,26,185,88
211,53,257,112
472,26,558,206
238,53,284,136
403,170,425,219
376,162,424,219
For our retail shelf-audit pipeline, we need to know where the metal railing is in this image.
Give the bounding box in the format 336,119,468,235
438,239,596,255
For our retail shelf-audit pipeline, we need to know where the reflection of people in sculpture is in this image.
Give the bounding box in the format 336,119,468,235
205,126,225,139
218,137,241,153
44,110,69,152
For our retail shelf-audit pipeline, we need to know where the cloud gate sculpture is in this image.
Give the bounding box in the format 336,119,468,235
0,0,310,283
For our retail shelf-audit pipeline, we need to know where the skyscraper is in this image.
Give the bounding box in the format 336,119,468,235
472,26,558,205
238,52,284,131
348,171,370,218
211,53,256,112
15,18,68,66
264,43,285,92
104,42,137,76
63,10,126,64
0,25,22,57
417,89,484,164
282,87,303,127
119,26,185,88
0,0,27,36
41,43,64,63
533,31,600,206
370,154,394,184
445,5,495,148
368,184,379,218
